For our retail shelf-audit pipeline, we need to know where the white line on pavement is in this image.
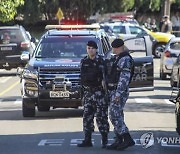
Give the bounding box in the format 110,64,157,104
0,77,12,83
14,99,22,104
164,99,175,105
135,98,152,103
0,108,20,111
38,139,64,146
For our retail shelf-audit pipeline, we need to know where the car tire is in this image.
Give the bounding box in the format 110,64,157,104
153,43,166,58
160,69,166,80
22,98,35,117
37,104,50,112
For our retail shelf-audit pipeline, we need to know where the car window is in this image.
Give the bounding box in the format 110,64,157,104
170,42,180,50
124,38,146,57
128,20,139,25
112,25,126,34
35,37,101,58
0,29,25,44
129,26,145,35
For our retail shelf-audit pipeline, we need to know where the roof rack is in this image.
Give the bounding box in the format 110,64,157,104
45,24,100,30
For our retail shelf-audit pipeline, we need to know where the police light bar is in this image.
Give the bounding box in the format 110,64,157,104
45,25,100,30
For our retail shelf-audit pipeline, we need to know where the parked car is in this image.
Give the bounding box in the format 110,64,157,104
18,25,154,117
160,37,180,81
111,23,175,57
0,25,36,70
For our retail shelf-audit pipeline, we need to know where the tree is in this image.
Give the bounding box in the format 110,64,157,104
40,0,59,20
19,0,41,24
134,0,161,13
0,0,24,22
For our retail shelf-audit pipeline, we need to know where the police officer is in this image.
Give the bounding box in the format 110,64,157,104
106,39,135,150
77,40,109,148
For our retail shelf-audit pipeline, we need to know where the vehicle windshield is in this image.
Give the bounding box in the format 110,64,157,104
113,25,126,34
35,37,100,58
0,29,25,44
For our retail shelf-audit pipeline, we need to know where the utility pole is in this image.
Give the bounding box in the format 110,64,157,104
163,0,171,16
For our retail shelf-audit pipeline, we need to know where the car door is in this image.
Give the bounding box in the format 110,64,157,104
124,36,154,91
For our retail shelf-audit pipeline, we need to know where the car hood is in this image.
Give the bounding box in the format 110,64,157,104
28,58,81,69
147,30,175,42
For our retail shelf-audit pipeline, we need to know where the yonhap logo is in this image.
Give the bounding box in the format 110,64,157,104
140,132,154,148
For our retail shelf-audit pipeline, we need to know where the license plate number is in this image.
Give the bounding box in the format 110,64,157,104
1,47,12,51
50,91,69,98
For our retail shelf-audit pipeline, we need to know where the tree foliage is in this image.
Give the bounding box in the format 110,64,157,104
1,0,180,24
134,0,161,12
0,0,24,22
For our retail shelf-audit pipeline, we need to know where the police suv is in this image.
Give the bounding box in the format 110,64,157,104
18,25,154,117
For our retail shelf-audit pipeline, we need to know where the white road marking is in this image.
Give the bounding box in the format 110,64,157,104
0,77,12,83
164,99,175,105
0,108,20,111
38,139,64,146
135,98,152,103
70,139,94,146
14,99,22,104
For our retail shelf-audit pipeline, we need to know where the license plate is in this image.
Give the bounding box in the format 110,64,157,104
50,91,69,98
1,47,12,51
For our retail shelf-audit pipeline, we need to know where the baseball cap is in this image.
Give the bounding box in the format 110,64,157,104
111,39,124,48
87,40,98,49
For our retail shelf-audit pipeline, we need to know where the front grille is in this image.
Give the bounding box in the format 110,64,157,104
38,67,81,90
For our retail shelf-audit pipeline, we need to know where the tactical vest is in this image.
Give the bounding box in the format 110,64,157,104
80,55,103,87
107,52,134,86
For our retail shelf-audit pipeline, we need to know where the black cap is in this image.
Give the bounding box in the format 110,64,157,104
87,40,98,49
111,39,124,48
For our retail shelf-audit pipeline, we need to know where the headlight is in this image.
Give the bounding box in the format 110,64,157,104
23,69,38,79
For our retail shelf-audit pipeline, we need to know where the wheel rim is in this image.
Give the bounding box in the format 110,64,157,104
155,46,163,57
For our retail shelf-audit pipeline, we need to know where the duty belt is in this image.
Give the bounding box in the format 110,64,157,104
83,86,103,92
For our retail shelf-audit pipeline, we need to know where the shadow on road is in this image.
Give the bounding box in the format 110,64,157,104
0,130,179,154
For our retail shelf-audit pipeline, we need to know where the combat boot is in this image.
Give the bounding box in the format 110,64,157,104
106,134,123,150
77,133,93,147
116,133,135,150
101,133,108,148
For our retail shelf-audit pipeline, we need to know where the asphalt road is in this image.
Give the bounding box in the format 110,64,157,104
0,59,179,154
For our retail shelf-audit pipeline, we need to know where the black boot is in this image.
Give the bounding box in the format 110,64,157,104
106,134,123,150
101,133,108,148
77,133,93,147
116,133,135,150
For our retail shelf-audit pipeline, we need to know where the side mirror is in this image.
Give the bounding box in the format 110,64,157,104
21,51,30,61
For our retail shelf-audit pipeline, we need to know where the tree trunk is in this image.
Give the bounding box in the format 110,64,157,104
163,0,171,16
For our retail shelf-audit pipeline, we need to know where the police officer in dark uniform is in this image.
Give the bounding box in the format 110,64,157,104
77,40,109,148
106,39,135,150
